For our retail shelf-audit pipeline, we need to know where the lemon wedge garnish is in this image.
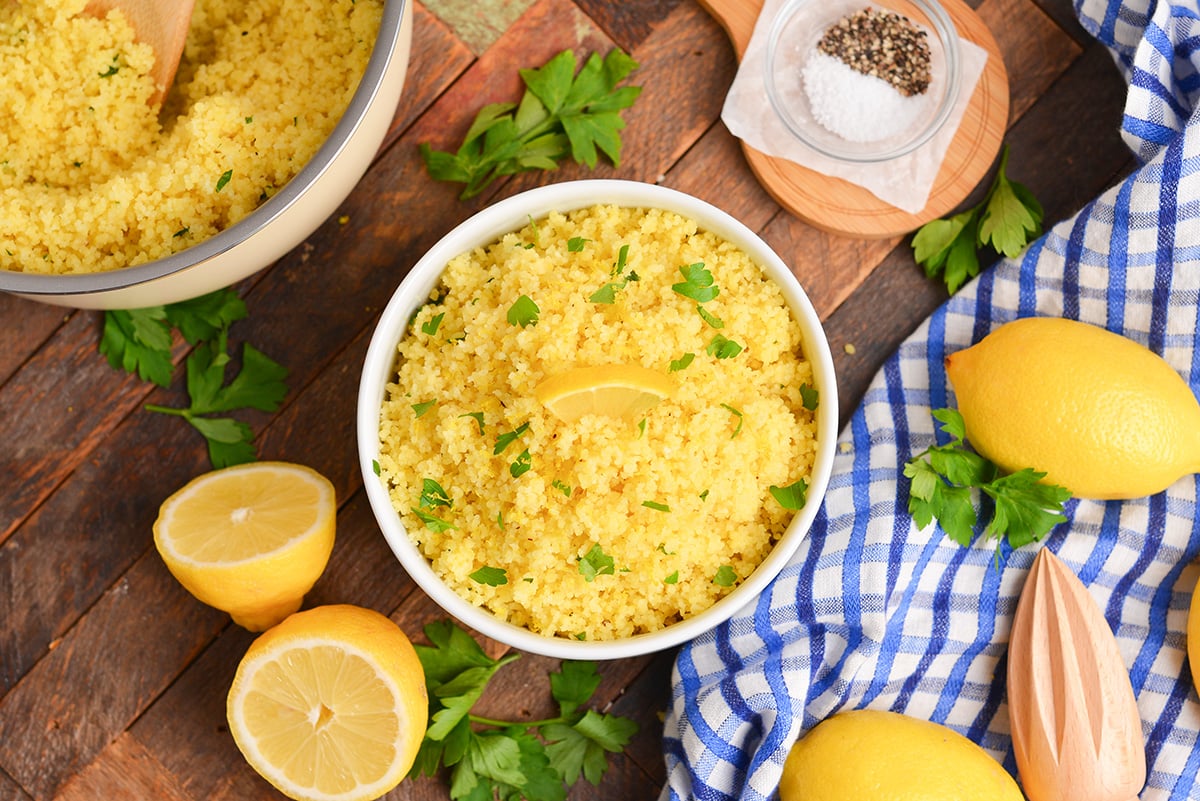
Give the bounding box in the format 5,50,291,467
152,461,336,631
533,364,676,422
227,604,428,801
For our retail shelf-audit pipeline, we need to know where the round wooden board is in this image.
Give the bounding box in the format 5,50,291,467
698,0,1009,239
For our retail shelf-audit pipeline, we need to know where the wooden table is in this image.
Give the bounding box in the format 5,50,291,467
0,0,1131,798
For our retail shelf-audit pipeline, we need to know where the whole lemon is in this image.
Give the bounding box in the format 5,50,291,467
945,317,1200,500
778,709,1022,801
1189,573,1200,692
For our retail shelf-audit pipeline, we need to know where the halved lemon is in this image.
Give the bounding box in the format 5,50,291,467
152,461,336,631
533,364,676,422
227,604,428,801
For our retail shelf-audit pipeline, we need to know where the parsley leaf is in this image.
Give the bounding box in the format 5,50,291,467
904,408,1070,550
419,48,641,199
706,334,743,359
469,566,508,586
769,479,808,510
508,295,540,327
669,353,695,372
713,565,737,586
578,544,615,582
912,144,1043,294
799,384,819,411
420,478,453,509
671,262,719,303
101,288,285,468
412,621,638,799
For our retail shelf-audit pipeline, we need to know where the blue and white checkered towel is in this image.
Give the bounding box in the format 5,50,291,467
662,1,1200,798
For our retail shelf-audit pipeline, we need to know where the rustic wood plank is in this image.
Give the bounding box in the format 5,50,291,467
0,298,72,389
1032,0,1093,46
0,771,30,801
982,0,1083,124
607,649,674,787
824,41,1133,425
572,0,685,52
0,555,225,800
53,732,195,801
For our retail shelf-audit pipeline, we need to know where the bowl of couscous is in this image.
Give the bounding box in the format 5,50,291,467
0,0,412,309
357,179,838,659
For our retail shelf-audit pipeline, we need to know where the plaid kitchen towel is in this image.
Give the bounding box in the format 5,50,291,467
662,1,1200,799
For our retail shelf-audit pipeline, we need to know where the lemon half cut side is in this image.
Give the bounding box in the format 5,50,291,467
227,604,429,801
534,364,677,422
152,461,337,631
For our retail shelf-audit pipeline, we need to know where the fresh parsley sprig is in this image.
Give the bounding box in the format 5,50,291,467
904,408,1070,550
411,620,639,801
912,145,1044,294
420,48,642,199
99,288,289,468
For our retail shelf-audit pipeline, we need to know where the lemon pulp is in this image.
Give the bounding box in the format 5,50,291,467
533,364,676,422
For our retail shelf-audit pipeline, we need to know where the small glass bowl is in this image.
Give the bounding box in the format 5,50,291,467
764,0,962,163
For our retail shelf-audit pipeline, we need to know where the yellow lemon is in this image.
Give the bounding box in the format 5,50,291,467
1189,574,1200,693
153,461,336,631
779,709,1023,801
534,363,676,422
945,317,1200,500
227,604,428,801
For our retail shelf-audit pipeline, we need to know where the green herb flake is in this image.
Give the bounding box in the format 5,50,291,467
672,263,719,303
98,55,119,78
215,169,233,192
493,421,530,454
800,383,819,411
411,507,457,533
567,236,590,252
510,448,532,477
421,312,445,336
700,489,710,501
412,399,437,418
642,500,670,512
172,227,190,239
589,281,624,304
713,565,737,587
578,544,615,582
419,478,453,509
470,566,508,586
507,294,540,327
656,543,677,555
721,404,744,438
669,353,695,372
707,334,743,359
372,459,381,476
552,479,573,497
663,571,679,585
697,305,724,329
769,479,808,511
459,411,485,434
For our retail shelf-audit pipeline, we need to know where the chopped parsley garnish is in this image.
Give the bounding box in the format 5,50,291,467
588,243,637,304
669,353,695,372
412,399,437,418
721,404,744,438
552,479,573,497
469,566,508,586
672,263,719,303
507,294,540,327
713,565,737,586
700,489,710,501
98,55,120,78
510,449,532,477
697,306,724,329
459,412,485,434
372,459,381,476
642,500,670,512
493,422,530,454
578,544,615,582
215,169,233,192
663,571,679,585
800,383,819,411
567,236,590,252
412,507,457,532
419,478,453,509
656,543,676,555
707,334,743,359
421,312,445,336
769,479,809,510
172,227,190,239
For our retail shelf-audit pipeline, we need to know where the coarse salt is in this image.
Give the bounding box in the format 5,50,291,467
802,50,930,143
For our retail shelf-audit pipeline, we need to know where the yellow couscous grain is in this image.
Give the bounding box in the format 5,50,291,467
378,205,820,641
0,0,381,275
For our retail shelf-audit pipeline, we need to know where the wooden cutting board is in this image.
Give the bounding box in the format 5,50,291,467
697,0,1009,238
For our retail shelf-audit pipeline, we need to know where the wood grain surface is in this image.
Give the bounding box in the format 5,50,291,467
0,0,1131,799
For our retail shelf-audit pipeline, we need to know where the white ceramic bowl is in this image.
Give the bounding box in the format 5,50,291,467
357,179,839,659
765,0,961,163
0,0,413,310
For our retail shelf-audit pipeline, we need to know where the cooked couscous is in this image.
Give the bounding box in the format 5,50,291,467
377,205,820,640
0,0,380,275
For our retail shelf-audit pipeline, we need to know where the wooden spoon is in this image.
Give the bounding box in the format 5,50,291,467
1007,548,1146,801
82,0,195,106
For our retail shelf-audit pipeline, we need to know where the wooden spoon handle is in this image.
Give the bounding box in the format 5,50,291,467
1007,549,1146,801
82,0,195,105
